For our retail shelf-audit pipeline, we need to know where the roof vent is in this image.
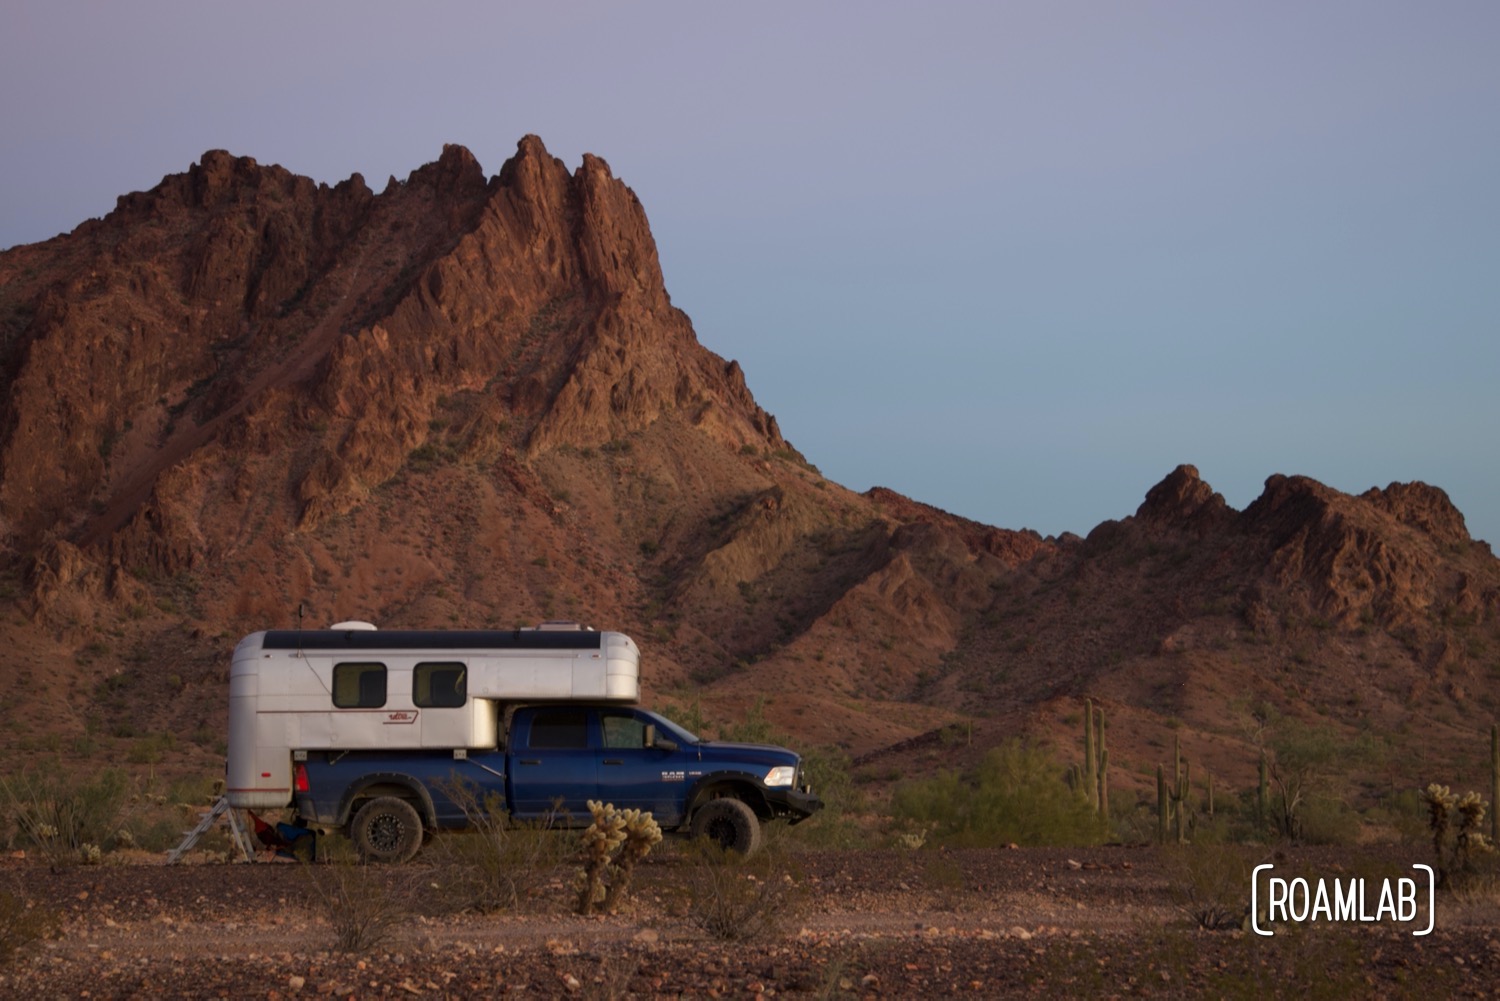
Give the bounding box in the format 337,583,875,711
328,620,378,631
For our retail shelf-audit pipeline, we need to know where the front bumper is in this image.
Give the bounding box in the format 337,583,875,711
766,784,824,823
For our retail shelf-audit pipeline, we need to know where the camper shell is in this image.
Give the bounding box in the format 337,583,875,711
227,623,639,810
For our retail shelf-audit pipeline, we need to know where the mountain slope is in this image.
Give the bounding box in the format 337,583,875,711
1,140,1496,804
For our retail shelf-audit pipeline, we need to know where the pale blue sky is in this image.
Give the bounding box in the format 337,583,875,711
4,2,1497,544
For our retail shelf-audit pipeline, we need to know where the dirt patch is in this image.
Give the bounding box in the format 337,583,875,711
4,844,1497,998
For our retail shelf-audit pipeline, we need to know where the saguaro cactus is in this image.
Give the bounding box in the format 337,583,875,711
1158,733,1192,844
1157,763,1169,842
1258,749,1269,827
1491,724,1499,846
1177,754,1191,844
1080,699,1109,822
1083,699,1097,810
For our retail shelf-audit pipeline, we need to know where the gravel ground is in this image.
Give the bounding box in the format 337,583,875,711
3,843,1498,998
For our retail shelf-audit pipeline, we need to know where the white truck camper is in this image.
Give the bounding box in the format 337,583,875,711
226,622,640,811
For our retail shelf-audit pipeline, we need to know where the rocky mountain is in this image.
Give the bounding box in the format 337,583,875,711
2,137,1496,805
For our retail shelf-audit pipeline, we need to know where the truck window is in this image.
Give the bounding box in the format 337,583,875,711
333,662,386,708
528,708,589,749
602,713,648,749
414,662,466,708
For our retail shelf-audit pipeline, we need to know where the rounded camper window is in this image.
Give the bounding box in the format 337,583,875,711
333,662,387,708
414,662,467,708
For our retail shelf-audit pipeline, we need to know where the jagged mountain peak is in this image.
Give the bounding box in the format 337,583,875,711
0,142,1496,796
1135,463,1231,533
0,137,785,549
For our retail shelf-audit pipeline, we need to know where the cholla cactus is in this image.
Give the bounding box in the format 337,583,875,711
1423,784,1457,862
1455,791,1491,862
79,843,102,865
602,808,663,913
575,801,663,915
1423,783,1493,887
576,800,628,914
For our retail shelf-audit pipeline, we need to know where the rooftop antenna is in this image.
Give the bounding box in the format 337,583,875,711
297,602,304,657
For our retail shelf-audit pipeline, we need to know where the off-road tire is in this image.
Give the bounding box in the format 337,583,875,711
350,796,424,864
691,797,764,857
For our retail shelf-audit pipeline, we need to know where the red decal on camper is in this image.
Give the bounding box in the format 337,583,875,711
384,711,418,724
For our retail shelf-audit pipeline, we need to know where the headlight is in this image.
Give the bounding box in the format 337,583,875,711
764,766,796,787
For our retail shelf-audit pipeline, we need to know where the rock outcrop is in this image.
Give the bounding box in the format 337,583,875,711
0,138,1496,780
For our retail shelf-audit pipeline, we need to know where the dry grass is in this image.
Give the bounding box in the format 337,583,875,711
303,844,414,953
679,839,804,941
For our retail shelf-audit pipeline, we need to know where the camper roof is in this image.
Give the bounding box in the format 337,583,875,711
260,629,606,652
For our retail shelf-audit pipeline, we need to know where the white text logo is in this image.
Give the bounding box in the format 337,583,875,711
1250,863,1434,936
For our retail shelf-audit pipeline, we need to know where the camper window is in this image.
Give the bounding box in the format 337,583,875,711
414,662,466,708
333,662,387,708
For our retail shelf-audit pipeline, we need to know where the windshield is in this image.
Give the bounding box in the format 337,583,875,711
647,711,700,745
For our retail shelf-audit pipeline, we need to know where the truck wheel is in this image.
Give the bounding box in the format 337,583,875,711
691,797,763,857
350,796,424,864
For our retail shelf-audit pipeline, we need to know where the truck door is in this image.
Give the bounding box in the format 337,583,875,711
597,708,686,826
509,707,597,824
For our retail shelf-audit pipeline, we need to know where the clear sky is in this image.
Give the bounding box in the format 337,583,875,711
4,1,1498,544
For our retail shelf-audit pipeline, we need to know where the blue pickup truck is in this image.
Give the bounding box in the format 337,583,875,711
293,702,822,862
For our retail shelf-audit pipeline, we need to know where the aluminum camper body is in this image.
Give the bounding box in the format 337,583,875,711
226,625,639,810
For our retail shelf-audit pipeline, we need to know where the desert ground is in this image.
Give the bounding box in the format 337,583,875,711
4,840,1499,999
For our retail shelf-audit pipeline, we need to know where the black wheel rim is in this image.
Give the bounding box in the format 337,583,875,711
368,813,405,853
705,814,737,849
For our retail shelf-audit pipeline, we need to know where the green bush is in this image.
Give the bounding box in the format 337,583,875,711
1295,794,1361,846
126,732,175,764
890,740,1107,847
1,768,132,865
783,743,865,848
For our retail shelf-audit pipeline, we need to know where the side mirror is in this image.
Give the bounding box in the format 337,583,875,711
644,725,677,753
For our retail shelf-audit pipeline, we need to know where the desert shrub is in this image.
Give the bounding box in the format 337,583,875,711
305,841,411,953
781,743,864,849
0,768,132,866
0,880,58,967
890,740,1107,847
1293,794,1361,846
1110,792,1169,845
680,839,802,941
1252,708,1375,841
716,698,777,744
1163,843,1251,930
1368,787,1430,845
125,731,175,765
922,852,967,911
427,782,572,913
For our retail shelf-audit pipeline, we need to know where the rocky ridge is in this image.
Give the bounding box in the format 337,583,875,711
0,141,1496,799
